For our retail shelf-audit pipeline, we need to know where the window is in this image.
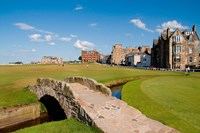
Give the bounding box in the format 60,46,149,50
174,55,181,62
173,46,181,53
189,57,192,62
189,47,193,54
189,36,193,42
173,36,181,42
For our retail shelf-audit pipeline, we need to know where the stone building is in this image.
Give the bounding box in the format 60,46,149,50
151,25,199,70
81,50,100,63
125,50,151,67
99,54,111,64
111,44,150,65
41,56,63,64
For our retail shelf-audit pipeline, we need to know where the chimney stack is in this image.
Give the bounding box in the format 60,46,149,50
192,25,196,32
167,28,170,38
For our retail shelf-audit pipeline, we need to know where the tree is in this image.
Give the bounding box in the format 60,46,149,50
78,56,82,61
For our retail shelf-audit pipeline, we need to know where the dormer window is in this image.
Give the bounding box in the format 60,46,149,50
173,36,181,42
189,36,193,42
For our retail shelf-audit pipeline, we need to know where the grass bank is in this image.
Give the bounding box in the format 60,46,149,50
122,76,200,133
14,118,102,133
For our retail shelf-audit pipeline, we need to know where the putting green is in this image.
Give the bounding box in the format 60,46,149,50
141,76,200,129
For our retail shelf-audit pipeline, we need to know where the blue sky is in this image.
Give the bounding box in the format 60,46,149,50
0,0,200,64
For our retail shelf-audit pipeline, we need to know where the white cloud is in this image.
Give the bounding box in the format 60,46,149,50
14,23,35,30
156,20,188,33
29,34,42,42
15,22,75,45
89,23,98,28
74,5,84,11
70,34,78,38
49,42,56,46
130,19,154,32
14,22,54,35
59,37,72,42
45,35,52,41
73,40,94,50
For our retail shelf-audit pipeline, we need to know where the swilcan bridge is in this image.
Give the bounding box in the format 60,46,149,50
29,76,179,133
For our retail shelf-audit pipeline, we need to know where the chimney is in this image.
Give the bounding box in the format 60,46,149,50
167,27,170,38
192,25,196,32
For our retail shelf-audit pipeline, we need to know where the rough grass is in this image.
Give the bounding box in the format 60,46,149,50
14,118,102,133
122,76,200,133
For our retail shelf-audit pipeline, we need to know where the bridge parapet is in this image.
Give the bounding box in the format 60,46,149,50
64,76,111,96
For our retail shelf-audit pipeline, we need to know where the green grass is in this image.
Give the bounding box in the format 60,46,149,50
14,118,102,133
1,64,199,133
0,63,181,107
122,76,200,133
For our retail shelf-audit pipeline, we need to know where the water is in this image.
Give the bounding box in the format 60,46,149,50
111,85,123,99
0,113,52,133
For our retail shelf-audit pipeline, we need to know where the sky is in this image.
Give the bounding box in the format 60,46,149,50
0,0,200,64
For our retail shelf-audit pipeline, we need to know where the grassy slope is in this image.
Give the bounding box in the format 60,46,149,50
122,76,200,133
14,118,102,133
0,64,180,107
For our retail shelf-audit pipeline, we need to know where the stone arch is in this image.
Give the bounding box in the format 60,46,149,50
40,94,67,121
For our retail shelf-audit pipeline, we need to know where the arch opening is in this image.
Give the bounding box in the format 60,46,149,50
39,95,67,121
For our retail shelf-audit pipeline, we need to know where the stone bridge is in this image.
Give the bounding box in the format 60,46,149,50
29,76,179,133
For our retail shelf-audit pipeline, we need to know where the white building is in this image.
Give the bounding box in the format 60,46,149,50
137,53,151,67
125,53,141,66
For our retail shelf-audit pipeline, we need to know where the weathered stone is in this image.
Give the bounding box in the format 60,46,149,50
29,77,180,133
0,103,40,128
64,76,112,96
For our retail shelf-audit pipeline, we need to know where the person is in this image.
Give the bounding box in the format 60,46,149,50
185,67,189,76
187,66,190,73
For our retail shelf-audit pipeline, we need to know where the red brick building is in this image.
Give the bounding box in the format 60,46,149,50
81,50,100,63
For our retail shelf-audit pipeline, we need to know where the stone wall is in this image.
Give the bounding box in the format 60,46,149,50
64,76,111,96
0,103,40,128
28,78,97,126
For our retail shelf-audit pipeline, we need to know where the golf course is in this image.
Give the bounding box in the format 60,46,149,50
0,63,199,133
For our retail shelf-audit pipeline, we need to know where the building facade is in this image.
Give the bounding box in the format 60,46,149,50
139,52,151,67
81,50,100,63
111,44,150,65
151,25,199,70
125,53,141,66
41,56,63,64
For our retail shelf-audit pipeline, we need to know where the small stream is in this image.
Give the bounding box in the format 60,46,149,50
111,85,123,99
0,113,52,133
